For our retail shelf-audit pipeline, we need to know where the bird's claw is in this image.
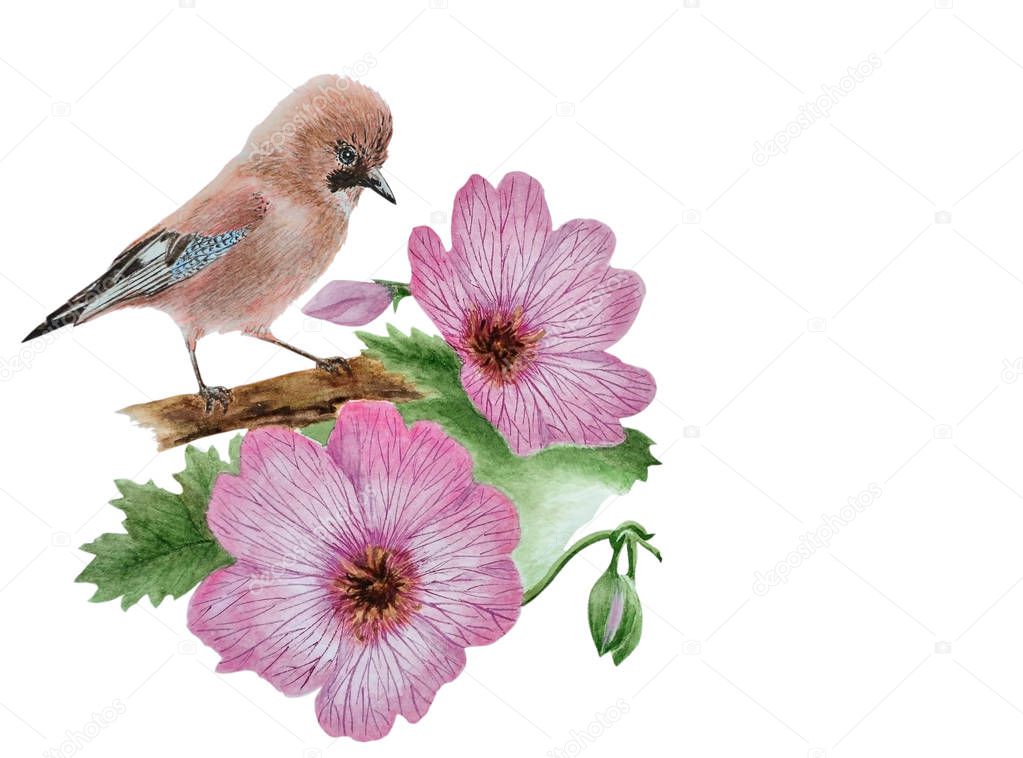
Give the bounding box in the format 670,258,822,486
198,385,232,414
317,356,353,377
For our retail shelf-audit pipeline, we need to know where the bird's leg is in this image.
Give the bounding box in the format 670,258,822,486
185,337,231,413
246,331,353,377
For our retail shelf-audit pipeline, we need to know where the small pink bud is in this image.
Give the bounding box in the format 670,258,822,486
302,280,392,326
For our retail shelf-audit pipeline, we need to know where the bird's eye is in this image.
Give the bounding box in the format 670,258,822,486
336,143,357,166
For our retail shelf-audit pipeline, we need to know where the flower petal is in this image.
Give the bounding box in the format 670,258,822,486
315,620,466,740
495,172,551,302
207,428,362,575
520,219,617,327
409,225,473,343
188,563,343,695
325,401,478,545
411,173,553,337
409,483,522,647
540,267,646,353
464,351,656,455
302,280,391,326
450,174,504,307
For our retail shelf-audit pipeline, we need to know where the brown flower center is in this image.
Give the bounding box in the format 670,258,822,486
464,307,544,384
333,545,418,641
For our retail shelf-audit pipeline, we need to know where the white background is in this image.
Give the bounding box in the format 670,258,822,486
1,0,1022,755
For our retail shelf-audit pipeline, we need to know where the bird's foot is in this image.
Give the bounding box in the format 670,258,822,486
316,356,354,377
197,385,232,414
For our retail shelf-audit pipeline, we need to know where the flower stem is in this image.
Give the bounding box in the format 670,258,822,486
521,520,661,606
520,530,613,606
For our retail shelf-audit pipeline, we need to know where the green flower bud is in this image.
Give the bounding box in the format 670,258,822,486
588,571,643,664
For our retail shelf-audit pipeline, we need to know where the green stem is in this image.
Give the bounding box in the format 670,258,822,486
636,538,662,562
608,532,627,574
521,530,612,606
612,520,654,541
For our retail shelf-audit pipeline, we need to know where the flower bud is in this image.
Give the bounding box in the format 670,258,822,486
302,280,392,326
588,571,643,665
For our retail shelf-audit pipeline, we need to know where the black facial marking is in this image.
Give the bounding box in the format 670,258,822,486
327,167,360,193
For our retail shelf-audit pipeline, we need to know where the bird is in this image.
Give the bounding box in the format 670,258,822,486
23,74,396,412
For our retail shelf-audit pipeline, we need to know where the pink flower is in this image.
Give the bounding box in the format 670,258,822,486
302,280,392,326
409,172,656,455
188,401,522,741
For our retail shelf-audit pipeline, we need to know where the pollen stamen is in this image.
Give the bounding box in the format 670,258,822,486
334,545,418,641
463,306,544,384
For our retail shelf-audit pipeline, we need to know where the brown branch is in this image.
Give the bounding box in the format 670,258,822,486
120,356,422,451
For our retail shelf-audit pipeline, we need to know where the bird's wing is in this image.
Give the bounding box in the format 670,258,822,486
75,190,268,322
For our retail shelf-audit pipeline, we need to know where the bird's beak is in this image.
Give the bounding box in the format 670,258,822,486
360,168,396,204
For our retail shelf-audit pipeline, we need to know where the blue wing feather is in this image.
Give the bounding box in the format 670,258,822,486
169,229,249,282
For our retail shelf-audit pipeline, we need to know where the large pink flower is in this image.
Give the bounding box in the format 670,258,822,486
409,172,655,455
187,401,521,741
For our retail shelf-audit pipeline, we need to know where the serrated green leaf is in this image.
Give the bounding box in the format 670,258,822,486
357,327,659,587
76,437,241,610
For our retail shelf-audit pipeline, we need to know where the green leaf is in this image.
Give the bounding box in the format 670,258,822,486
357,326,659,587
300,420,335,445
76,437,241,610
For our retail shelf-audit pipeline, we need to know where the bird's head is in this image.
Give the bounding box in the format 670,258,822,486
245,74,395,212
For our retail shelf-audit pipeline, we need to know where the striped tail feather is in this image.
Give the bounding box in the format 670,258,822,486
22,301,86,342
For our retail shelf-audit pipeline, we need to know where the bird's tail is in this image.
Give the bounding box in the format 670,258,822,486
23,301,86,342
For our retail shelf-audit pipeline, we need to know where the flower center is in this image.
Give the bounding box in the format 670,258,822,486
333,545,417,641
464,307,544,384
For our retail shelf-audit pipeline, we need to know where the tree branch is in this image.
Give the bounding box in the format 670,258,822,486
120,356,422,451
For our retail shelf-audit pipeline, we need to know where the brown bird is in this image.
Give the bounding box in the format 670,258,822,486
24,74,396,411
